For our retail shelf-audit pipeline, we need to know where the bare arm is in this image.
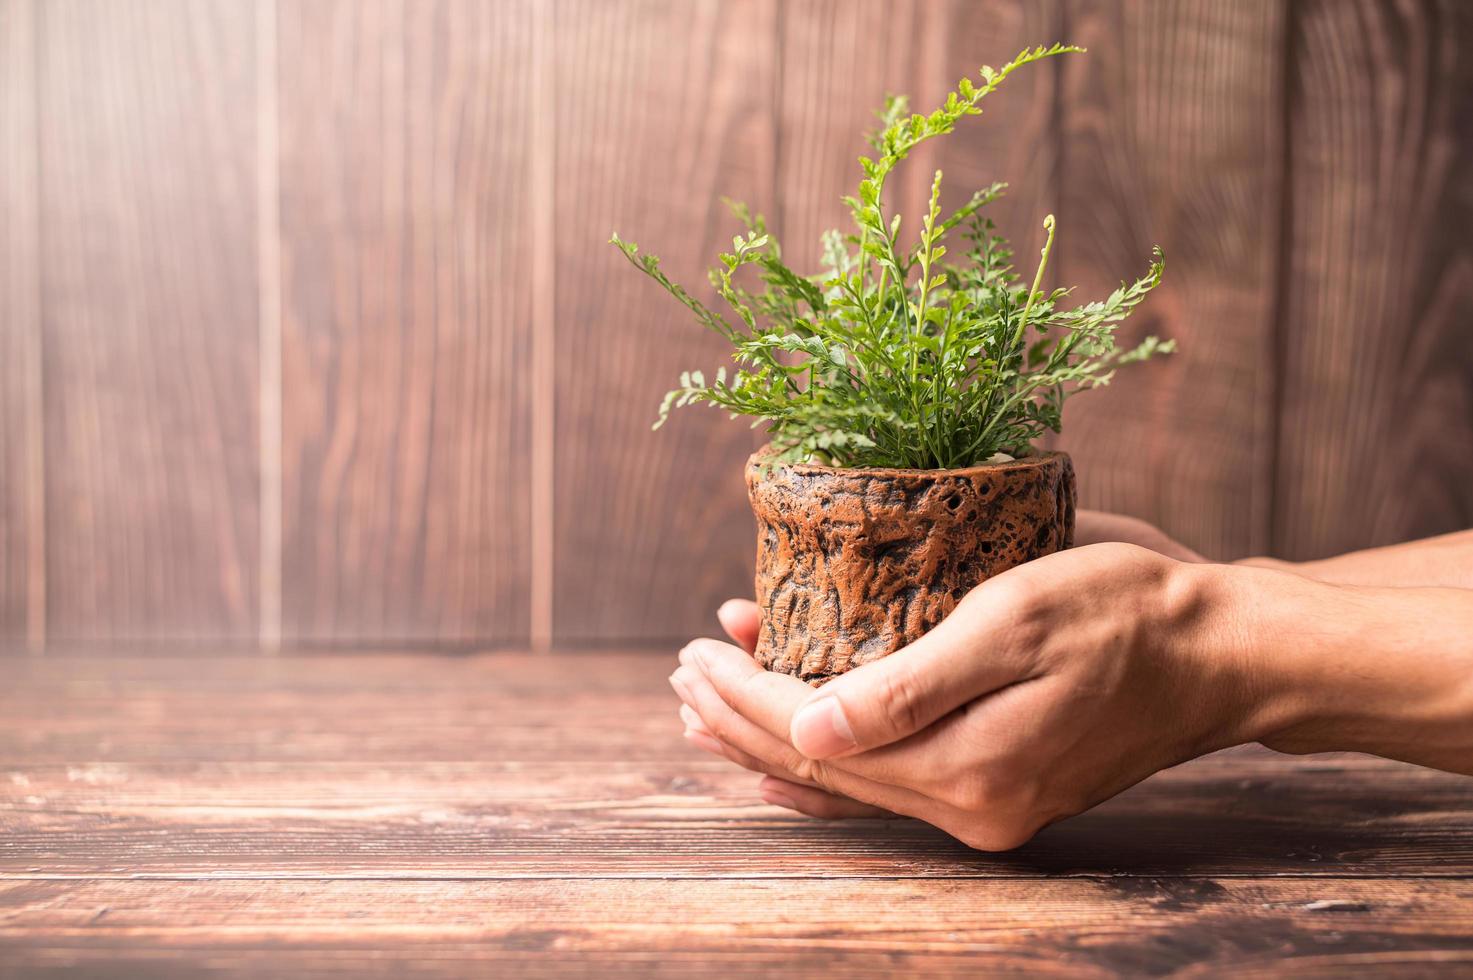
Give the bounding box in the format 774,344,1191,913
1235,529,1473,589
673,547,1473,850
1245,567,1473,773
1078,509,1473,589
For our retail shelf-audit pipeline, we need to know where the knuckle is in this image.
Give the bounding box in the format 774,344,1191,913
737,665,770,701
703,712,736,743
942,773,994,813
940,762,1041,817
698,707,727,736
872,666,929,738
787,755,837,792
781,750,819,784
953,816,1038,853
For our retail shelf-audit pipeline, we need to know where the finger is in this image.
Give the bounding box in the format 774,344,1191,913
669,662,941,821
680,695,883,801
784,581,1041,759
680,638,813,740
679,702,711,735
717,598,761,654
757,776,892,820
681,638,957,788
676,661,1031,851
683,702,868,796
1076,509,1206,562
681,720,829,790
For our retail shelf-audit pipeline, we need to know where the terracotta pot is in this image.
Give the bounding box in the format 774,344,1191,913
745,449,1075,683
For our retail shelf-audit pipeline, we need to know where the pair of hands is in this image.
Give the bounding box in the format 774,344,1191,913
670,511,1473,849
670,523,1250,850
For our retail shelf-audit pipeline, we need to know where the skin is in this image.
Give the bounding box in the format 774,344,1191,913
670,510,1473,851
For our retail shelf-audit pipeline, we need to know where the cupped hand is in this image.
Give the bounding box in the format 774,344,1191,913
671,543,1267,850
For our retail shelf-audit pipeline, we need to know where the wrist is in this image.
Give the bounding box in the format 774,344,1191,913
1222,568,1473,771
1157,560,1291,752
1231,555,1298,573
1207,564,1344,750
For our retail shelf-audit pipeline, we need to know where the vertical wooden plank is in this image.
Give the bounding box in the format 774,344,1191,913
1056,0,1285,560
39,0,259,640
278,0,534,643
528,0,555,651
256,0,282,648
776,0,930,265
0,0,42,649
551,0,778,644
1275,0,1473,559
778,0,1063,291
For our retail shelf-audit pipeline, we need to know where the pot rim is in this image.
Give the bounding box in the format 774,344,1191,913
747,445,1070,480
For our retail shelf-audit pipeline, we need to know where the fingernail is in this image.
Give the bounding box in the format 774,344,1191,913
683,728,724,756
679,703,710,734
668,673,692,704
760,789,798,811
791,696,856,759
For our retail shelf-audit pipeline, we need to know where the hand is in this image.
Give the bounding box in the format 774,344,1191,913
677,595,897,821
671,543,1262,850
1074,508,1206,561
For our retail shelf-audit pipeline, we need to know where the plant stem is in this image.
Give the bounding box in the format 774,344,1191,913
1011,213,1056,356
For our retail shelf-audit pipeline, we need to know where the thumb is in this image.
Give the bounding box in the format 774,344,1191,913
788,590,1032,759
716,598,761,655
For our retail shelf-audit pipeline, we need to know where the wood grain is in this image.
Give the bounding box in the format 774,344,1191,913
1054,0,1286,560
277,0,535,643
2,655,1471,880
0,0,42,649
4,878,1473,978
3,652,1473,975
777,0,1063,289
1273,0,1473,560
36,0,259,640
551,0,778,644
3,756,1472,879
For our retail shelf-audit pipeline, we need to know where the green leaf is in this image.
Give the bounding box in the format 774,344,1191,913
614,41,1170,469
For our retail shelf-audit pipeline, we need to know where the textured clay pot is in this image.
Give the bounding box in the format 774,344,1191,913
746,449,1075,683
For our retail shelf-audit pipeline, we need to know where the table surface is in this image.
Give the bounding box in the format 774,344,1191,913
2,652,1472,977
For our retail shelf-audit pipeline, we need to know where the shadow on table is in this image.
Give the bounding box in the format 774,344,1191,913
768,759,1471,878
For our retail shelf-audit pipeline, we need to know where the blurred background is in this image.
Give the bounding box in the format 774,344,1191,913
0,0,1469,655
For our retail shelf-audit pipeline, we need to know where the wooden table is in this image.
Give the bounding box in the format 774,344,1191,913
3,653,1472,976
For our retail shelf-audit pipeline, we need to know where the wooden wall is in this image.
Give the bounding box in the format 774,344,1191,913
1,0,1470,653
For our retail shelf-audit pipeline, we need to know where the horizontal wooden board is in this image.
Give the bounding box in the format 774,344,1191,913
2,655,1471,880
3,878,1473,978
1,757,1470,880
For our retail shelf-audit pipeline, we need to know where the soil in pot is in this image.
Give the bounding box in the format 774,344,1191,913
746,450,1076,683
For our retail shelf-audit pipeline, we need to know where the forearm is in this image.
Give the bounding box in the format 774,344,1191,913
1227,565,1473,774
1234,529,1473,589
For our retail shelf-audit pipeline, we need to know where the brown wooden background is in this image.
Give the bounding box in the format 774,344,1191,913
1,0,1470,654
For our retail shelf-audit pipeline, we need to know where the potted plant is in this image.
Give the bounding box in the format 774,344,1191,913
611,44,1171,683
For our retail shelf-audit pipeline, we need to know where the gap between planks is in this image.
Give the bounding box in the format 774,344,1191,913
527,0,556,652
256,0,282,652
6,873,1473,883
24,0,46,653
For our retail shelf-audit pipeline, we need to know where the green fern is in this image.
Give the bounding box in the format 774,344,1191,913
611,43,1173,469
